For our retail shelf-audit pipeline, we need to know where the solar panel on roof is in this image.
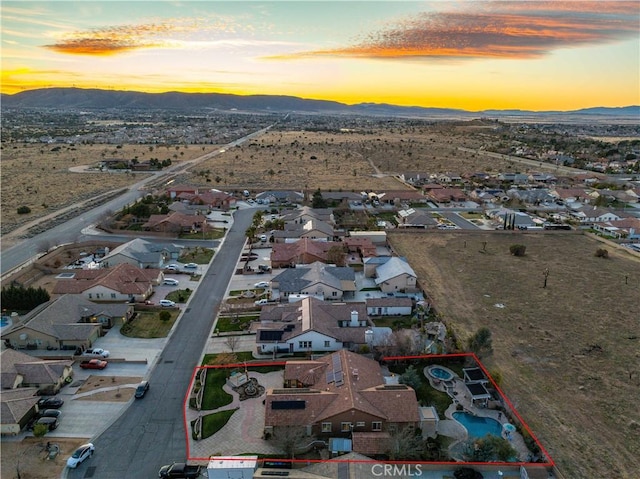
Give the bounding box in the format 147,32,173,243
333,354,342,373
326,371,335,383
260,330,284,341
334,371,344,384
271,400,305,410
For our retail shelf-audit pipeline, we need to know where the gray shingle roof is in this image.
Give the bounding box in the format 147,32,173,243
374,257,416,284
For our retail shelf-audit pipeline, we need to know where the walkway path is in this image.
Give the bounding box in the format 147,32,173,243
186,370,283,459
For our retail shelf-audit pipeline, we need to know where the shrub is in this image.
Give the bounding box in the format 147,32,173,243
509,244,526,256
595,248,609,258
158,310,171,322
17,205,31,214
33,423,48,437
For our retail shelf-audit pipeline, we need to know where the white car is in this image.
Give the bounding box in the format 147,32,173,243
163,278,179,286
183,263,198,269
67,443,95,468
254,281,270,289
83,348,110,358
159,299,176,307
164,264,180,271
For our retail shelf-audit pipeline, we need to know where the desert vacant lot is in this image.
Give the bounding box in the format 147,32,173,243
389,230,640,478
0,143,217,234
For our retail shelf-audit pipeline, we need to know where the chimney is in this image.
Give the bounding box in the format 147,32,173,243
350,310,359,327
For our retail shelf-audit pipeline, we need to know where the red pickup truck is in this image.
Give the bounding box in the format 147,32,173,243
79,359,108,370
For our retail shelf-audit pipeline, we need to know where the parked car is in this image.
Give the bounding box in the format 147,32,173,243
66,443,95,468
183,263,198,269
164,264,180,271
163,278,179,286
39,409,63,419
254,281,270,288
135,380,149,399
35,416,59,431
158,462,203,479
37,397,64,409
79,359,108,370
159,299,176,307
255,298,277,306
83,348,110,358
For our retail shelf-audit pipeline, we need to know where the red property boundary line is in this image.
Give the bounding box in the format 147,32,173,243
183,354,554,469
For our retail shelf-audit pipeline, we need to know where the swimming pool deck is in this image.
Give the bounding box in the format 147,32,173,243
424,366,532,462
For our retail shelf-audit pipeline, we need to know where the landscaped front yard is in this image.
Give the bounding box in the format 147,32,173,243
120,310,178,338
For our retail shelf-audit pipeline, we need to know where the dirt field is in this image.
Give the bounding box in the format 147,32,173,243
75,375,141,402
0,143,218,234
187,124,524,192
388,230,640,478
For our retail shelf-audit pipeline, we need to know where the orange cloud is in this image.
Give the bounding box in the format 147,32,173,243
275,1,639,61
44,22,194,55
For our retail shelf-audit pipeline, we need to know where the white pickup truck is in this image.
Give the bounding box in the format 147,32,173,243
82,348,110,358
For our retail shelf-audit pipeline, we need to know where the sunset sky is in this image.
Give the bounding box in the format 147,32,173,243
2,1,639,111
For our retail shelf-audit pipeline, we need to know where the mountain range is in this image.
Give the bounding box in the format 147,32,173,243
2,88,639,119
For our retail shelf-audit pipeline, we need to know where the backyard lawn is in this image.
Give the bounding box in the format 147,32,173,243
120,310,178,338
200,408,238,439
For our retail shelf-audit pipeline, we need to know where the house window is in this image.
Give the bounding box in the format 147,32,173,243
88,294,92,299
111,293,116,299
322,422,332,433
332,291,337,297
356,422,365,428
299,341,312,349
388,424,397,433
324,341,331,348
372,421,382,431
341,422,352,432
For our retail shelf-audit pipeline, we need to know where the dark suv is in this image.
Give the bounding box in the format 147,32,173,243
135,380,149,399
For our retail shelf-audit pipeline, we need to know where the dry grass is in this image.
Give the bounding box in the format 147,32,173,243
388,230,640,478
76,375,142,402
0,143,218,233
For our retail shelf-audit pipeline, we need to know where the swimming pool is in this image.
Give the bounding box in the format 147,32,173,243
428,366,454,381
453,412,503,439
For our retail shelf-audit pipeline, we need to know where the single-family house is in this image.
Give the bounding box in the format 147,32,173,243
270,239,346,268
166,185,201,199
272,219,336,244
1,388,39,435
569,206,622,224
1,349,73,395
143,211,208,234
1,295,132,351
263,349,421,456
176,189,236,210
98,238,182,268
271,261,356,301
377,190,426,206
372,257,418,293
425,188,467,204
280,206,335,226
366,297,413,317
342,237,377,259
396,208,438,229
591,217,640,239
52,263,161,302
254,297,376,354
255,190,304,205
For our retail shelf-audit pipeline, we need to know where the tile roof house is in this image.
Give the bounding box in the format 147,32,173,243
425,187,467,204
1,295,132,351
270,239,346,268
98,238,182,268
342,237,377,259
569,206,622,224
272,219,336,244
52,263,161,302
143,211,208,233
280,206,335,226
592,217,640,240
372,257,418,294
176,190,236,210
255,297,383,355
263,349,421,456
1,349,73,395
271,262,356,301
1,387,39,435
255,190,304,205
396,208,438,229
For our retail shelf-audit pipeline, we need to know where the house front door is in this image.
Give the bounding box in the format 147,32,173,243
289,343,294,353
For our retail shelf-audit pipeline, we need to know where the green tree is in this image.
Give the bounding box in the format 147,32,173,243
33,423,48,437
462,435,516,462
467,327,493,358
159,310,171,322
312,189,327,208
399,365,422,391
1,284,50,310
17,206,31,214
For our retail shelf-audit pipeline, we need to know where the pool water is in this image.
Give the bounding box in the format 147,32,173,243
453,412,503,439
429,367,453,381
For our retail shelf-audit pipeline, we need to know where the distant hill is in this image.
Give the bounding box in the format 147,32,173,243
2,87,638,119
